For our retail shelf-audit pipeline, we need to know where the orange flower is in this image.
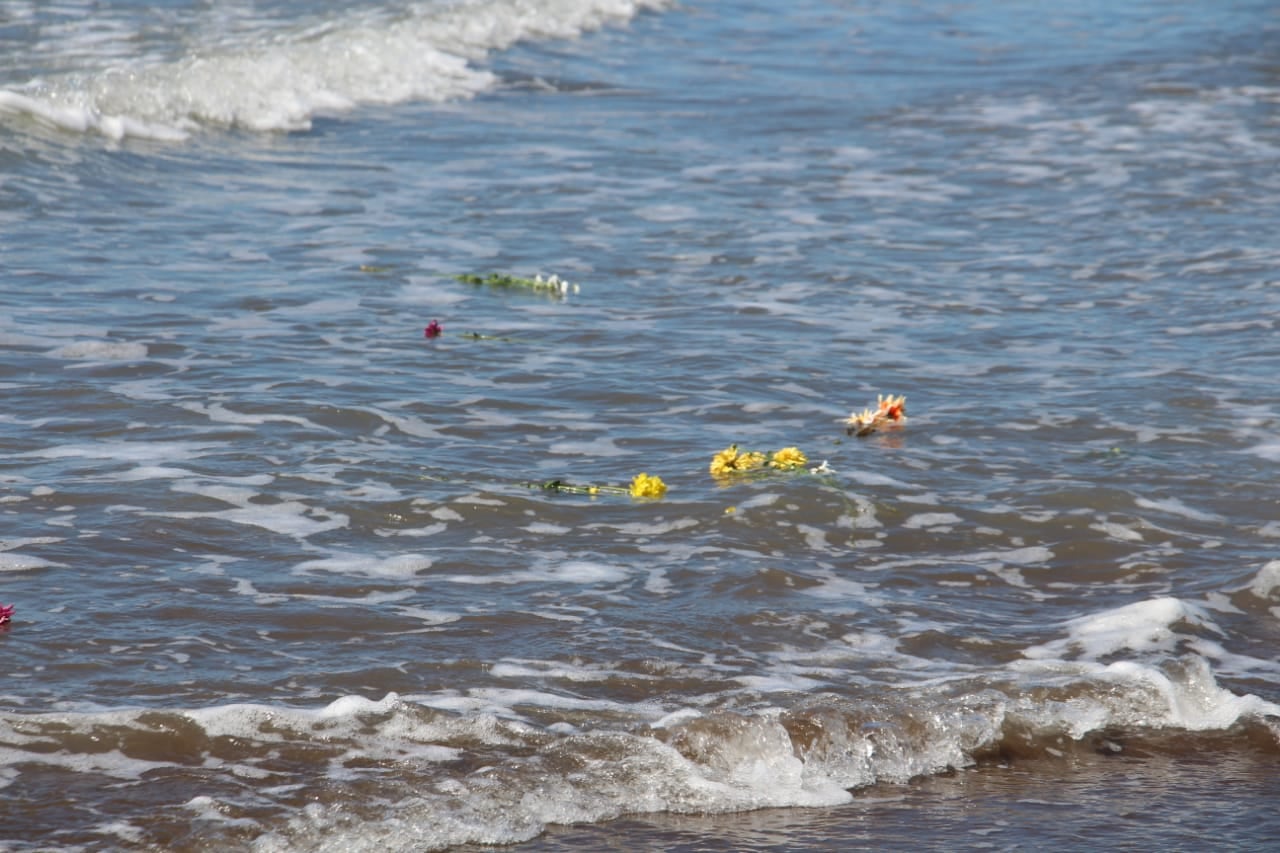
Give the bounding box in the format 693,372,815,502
877,394,906,421
846,393,907,436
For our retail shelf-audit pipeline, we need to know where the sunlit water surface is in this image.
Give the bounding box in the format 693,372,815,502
1,1,1278,850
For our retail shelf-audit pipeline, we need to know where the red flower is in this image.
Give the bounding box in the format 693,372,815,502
0,604,13,626
424,320,443,338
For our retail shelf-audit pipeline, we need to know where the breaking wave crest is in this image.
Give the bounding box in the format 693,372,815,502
0,0,667,140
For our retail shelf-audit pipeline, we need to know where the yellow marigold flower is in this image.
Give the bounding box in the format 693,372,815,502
769,446,808,470
709,445,741,477
739,450,766,470
629,472,667,499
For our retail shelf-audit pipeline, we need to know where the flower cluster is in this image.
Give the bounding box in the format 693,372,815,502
629,472,667,499
424,320,443,338
455,272,580,297
709,444,809,478
0,603,13,626
845,394,907,437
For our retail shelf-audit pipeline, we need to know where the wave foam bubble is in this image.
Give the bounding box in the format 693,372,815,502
1023,596,1217,661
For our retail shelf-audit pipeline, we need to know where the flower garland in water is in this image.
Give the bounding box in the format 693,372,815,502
709,444,811,479
531,473,667,500
0,603,13,626
845,393,907,436
423,321,519,343
455,272,580,297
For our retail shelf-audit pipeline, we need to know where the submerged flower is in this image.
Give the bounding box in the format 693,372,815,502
768,446,808,470
0,603,13,625
424,320,443,338
846,393,907,436
629,472,667,499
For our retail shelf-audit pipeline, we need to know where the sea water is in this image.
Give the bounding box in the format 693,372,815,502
2,0,1279,850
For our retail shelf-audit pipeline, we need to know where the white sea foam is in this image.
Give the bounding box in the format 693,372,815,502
294,553,434,579
0,743,169,780
179,402,333,432
1249,560,1280,599
47,340,150,361
20,440,218,463
546,436,629,456
0,552,59,572
446,558,629,586
1245,439,1280,462
151,500,347,538
1023,597,1217,661
1042,657,1280,735
115,465,197,481
1134,495,1222,522
644,568,673,595
0,536,63,552
903,512,962,529
1090,520,1145,542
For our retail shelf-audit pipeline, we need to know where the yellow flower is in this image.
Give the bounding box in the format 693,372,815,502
709,445,741,477
710,445,767,476
769,446,808,470
629,472,667,499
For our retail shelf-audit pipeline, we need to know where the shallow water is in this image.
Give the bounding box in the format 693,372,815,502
2,0,1279,850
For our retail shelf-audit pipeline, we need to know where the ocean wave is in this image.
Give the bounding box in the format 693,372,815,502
0,0,669,140
2,637,1275,851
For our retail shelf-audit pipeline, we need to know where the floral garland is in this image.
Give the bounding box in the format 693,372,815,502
423,320,519,343
709,444,810,478
531,473,667,500
455,272,579,297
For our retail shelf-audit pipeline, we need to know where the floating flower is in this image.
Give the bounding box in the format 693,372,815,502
709,446,737,477
880,394,907,421
769,446,808,471
0,603,13,626
629,472,667,499
424,320,443,338
709,445,767,477
846,393,907,436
